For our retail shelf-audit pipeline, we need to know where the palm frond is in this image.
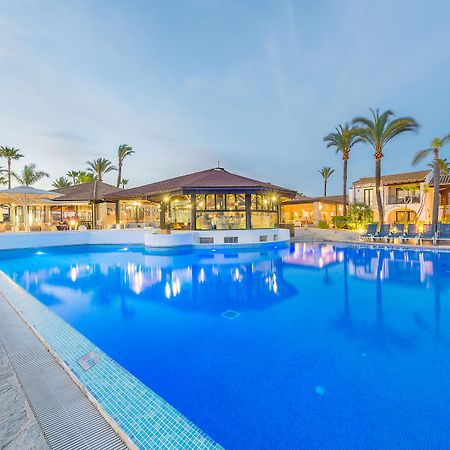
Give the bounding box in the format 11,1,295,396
412,148,432,166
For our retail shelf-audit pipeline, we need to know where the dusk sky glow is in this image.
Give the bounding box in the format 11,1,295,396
1,0,450,194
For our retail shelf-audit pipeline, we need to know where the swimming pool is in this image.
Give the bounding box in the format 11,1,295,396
1,243,449,449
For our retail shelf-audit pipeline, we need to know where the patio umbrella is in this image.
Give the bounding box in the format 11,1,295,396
0,186,61,231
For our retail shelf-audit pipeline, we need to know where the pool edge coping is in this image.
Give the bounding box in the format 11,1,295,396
0,271,222,450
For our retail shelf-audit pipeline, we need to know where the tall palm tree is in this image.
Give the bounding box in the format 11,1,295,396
324,124,363,215
319,166,335,197
120,178,129,189
13,164,49,186
66,170,80,185
52,177,72,189
0,147,24,188
86,158,116,182
116,144,134,187
353,109,418,224
413,135,450,230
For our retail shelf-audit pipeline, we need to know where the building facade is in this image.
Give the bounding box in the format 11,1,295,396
349,170,432,224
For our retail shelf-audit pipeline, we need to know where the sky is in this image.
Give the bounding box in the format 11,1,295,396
1,0,450,195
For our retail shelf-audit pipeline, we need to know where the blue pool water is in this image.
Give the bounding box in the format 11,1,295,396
1,243,450,449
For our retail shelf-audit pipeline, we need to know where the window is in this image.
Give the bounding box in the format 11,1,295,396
196,194,205,210
395,211,417,223
363,189,372,206
226,194,236,210
216,194,225,210
206,194,215,210
236,194,246,210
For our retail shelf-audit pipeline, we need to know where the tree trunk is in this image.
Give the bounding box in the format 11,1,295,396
324,180,327,197
7,159,11,189
375,156,384,224
343,155,348,216
432,148,440,232
116,162,122,188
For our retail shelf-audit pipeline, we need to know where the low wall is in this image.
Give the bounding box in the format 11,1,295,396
0,229,149,250
294,227,360,243
0,228,290,250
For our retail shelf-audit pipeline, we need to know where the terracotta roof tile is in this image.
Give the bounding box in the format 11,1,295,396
352,170,429,187
52,181,122,201
105,167,297,200
282,195,345,205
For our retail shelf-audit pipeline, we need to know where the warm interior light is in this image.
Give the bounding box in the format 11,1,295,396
163,196,170,203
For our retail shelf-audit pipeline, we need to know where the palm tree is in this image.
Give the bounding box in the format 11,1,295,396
86,158,116,182
52,177,72,189
116,144,134,187
324,124,363,215
66,170,80,185
0,147,24,188
413,135,450,230
120,178,129,189
13,164,49,186
77,171,95,184
427,158,450,174
319,166,335,197
353,109,418,224
0,166,7,186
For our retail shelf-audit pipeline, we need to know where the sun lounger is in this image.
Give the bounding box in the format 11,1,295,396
419,224,437,244
436,223,450,244
360,223,377,241
390,224,405,240
401,224,419,243
373,224,391,242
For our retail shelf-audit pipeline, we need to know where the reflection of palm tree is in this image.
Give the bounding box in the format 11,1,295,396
376,250,385,336
433,253,441,341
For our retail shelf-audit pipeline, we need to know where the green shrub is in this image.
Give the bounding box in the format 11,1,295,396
345,203,374,230
332,216,348,229
318,220,329,229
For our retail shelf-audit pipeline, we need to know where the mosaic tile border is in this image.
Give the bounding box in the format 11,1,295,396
0,271,222,450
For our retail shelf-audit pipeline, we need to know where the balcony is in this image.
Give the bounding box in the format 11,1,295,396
387,195,420,205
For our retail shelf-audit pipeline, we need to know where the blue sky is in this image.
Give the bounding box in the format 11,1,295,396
1,0,450,194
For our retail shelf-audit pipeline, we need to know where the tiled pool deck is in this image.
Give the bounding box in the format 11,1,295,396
0,271,222,449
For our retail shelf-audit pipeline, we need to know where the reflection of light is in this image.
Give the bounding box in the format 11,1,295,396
70,266,78,282
198,268,205,283
121,247,128,251
164,282,171,299
35,251,45,255
172,277,181,296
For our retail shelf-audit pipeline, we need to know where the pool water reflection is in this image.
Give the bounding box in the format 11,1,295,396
1,243,450,449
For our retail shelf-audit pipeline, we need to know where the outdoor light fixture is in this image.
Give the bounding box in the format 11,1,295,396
163,196,170,203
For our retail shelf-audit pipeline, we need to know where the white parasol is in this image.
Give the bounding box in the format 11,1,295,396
0,186,61,231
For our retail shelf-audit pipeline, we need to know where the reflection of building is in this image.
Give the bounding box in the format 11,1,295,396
350,170,430,224
348,248,433,285
105,167,297,230
281,195,344,226
283,243,343,268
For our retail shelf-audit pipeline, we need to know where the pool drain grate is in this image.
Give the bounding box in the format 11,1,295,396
221,310,241,320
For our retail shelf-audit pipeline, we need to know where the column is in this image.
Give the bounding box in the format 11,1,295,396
190,194,196,230
245,194,252,229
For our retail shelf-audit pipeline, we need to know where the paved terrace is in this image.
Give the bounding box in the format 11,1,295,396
0,294,128,450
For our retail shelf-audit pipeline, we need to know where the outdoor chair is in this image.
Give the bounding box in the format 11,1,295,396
360,224,377,241
419,224,437,244
436,223,450,244
373,224,391,242
401,224,419,243
390,224,405,240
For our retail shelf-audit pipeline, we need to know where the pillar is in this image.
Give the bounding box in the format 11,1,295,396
190,194,196,230
245,194,252,229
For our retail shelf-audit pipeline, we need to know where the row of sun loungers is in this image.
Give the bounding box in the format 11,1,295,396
360,223,450,244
